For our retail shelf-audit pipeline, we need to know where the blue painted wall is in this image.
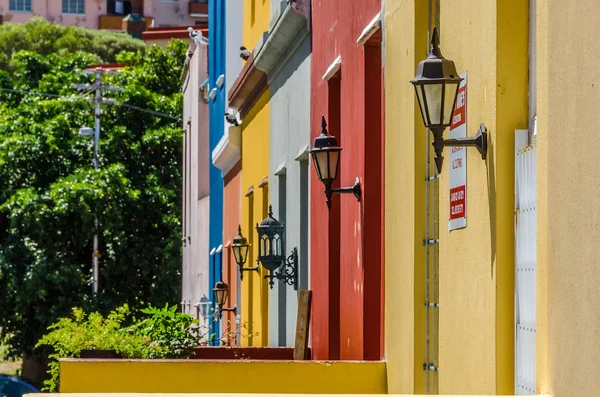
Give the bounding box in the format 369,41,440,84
208,0,226,344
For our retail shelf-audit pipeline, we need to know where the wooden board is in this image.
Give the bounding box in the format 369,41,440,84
293,290,312,360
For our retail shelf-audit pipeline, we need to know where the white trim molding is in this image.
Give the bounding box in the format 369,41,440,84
356,12,381,45
212,126,242,177
322,56,341,81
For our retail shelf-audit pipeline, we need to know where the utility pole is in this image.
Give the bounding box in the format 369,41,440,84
73,67,123,296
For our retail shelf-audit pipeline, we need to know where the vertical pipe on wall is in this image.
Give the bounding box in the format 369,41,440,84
433,3,440,395
425,0,432,393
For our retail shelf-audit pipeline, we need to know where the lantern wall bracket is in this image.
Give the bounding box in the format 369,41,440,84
324,177,362,210
431,123,488,173
265,247,298,290
217,305,237,319
238,262,260,280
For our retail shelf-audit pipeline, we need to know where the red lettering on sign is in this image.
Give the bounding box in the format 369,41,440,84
450,85,466,129
449,185,466,220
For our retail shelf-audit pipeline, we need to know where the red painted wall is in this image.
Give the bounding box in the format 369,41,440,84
310,1,384,360
223,162,242,343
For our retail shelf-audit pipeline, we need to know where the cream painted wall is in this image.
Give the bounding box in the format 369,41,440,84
438,0,527,394
384,0,428,393
385,0,527,394
182,43,211,328
536,0,600,396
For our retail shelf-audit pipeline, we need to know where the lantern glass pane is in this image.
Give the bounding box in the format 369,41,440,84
443,82,460,125
214,288,227,307
423,83,443,125
314,151,330,181
260,234,270,257
232,246,242,264
415,85,427,126
240,245,248,264
328,150,339,181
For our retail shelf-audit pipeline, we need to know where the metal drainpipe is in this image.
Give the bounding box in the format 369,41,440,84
424,0,441,393
425,1,432,393
432,2,441,394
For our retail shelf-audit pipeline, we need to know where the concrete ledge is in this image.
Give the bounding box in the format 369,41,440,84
191,346,312,360
28,393,540,397
59,359,387,394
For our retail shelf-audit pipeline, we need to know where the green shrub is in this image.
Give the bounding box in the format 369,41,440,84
36,304,204,392
36,304,151,392
131,304,204,359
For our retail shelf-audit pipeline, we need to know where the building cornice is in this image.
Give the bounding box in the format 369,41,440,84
212,126,242,177
254,0,310,76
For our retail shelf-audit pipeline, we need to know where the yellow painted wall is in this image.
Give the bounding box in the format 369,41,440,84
383,0,428,394
385,0,527,394
243,0,270,50
535,1,600,396
59,359,387,393
241,89,271,346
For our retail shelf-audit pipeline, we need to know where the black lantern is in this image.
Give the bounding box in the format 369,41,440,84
255,205,298,289
231,225,258,279
213,280,236,319
411,27,487,173
231,225,249,265
310,116,361,210
256,206,285,272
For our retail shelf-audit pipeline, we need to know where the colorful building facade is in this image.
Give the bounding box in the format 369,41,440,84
212,0,243,342
64,0,600,396
259,0,311,347
310,0,385,360
384,0,527,394
0,0,202,29
181,37,211,328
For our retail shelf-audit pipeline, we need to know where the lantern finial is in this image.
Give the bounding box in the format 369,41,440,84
237,224,242,235
268,205,273,218
430,26,441,56
321,115,327,132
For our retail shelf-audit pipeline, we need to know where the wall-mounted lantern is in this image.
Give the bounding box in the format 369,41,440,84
255,206,298,289
410,27,487,173
213,280,236,319
231,225,259,280
310,116,362,210
195,295,211,320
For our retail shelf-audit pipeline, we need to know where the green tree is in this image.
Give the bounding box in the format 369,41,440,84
0,27,187,376
0,18,146,70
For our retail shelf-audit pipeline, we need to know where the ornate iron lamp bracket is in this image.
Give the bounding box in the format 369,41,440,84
264,248,298,290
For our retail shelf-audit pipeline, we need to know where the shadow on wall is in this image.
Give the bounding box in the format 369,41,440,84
486,132,496,278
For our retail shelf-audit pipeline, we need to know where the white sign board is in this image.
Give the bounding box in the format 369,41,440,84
449,72,467,231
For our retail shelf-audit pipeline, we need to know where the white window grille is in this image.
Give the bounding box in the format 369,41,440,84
9,0,31,12
62,0,85,14
515,129,536,395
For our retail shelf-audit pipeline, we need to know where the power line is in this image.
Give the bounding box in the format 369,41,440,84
0,86,181,121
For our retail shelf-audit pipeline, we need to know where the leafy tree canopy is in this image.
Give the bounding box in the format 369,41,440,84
0,21,187,361
0,18,147,70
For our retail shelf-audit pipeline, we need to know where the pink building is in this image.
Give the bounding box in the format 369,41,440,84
0,0,206,29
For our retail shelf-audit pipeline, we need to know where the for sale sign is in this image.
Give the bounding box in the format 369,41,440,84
449,72,467,231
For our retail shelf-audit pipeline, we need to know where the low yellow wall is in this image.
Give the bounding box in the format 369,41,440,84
59,359,387,394
40,394,527,397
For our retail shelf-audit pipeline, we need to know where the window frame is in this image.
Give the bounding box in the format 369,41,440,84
9,0,32,12
62,0,85,15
